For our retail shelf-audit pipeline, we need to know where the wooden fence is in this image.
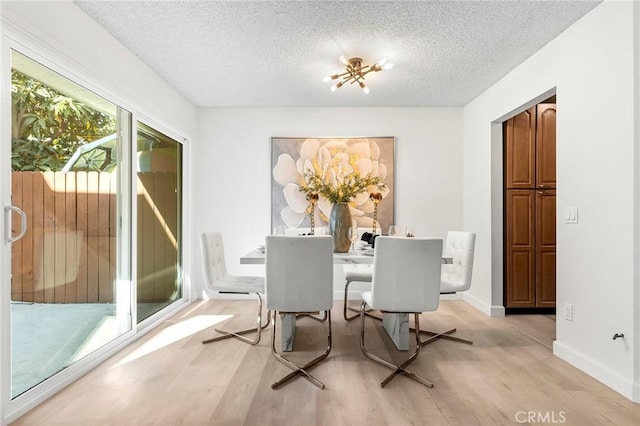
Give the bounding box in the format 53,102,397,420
10,171,178,304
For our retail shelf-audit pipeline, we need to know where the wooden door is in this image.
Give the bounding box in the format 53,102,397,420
505,107,536,189
504,102,557,309
506,190,535,307
536,104,557,188
536,190,556,307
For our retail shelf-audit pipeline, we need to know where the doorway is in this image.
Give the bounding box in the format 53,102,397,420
503,95,557,314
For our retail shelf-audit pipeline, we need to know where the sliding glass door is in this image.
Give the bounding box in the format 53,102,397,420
5,50,186,408
8,50,133,398
136,123,182,322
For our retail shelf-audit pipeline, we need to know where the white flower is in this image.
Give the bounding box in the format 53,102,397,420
273,138,389,229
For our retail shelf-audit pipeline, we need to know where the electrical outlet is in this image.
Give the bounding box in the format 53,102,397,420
564,303,573,321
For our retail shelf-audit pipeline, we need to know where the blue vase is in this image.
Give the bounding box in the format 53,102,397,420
329,202,352,253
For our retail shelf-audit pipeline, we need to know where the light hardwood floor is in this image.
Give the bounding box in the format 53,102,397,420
14,300,640,425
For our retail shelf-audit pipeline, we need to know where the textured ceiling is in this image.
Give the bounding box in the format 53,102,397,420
75,0,600,108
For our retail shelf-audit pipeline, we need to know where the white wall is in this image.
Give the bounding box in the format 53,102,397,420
0,1,197,136
463,0,639,402
3,0,637,417
193,108,463,297
1,2,198,422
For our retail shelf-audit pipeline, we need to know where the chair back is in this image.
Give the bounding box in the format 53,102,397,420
265,236,333,312
440,231,476,293
200,231,228,290
370,237,443,312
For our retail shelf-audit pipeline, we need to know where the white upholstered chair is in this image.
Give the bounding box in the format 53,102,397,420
419,231,476,346
342,226,380,321
200,231,269,345
360,236,443,388
266,235,334,389
281,227,330,321
343,265,373,321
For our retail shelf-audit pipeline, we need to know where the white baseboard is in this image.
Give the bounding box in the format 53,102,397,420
462,292,505,317
553,340,640,403
339,291,463,301
205,289,507,318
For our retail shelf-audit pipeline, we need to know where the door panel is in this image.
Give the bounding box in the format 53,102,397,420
536,104,557,188
136,123,183,322
9,50,132,398
506,190,535,307
505,107,536,189
536,190,556,307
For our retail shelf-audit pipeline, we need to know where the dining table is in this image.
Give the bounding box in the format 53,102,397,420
240,247,381,265
240,245,452,351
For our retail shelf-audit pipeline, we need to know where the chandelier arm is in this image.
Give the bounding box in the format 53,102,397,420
333,71,351,80
360,68,376,78
328,56,390,92
353,74,366,83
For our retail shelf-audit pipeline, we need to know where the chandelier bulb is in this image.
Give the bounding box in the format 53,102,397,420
377,58,388,66
330,85,338,92
363,87,370,94
383,63,394,70
339,56,348,65
322,76,331,82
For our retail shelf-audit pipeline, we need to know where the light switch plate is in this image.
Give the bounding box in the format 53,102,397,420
565,206,578,224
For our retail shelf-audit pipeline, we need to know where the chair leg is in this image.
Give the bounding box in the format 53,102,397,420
344,279,358,321
344,280,381,322
411,326,474,346
360,303,433,388
297,311,328,322
202,293,270,345
270,310,332,389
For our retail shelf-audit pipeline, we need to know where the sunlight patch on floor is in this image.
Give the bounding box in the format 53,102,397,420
112,314,232,367
71,316,119,363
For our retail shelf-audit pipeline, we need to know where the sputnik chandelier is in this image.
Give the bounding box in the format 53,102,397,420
323,56,393,94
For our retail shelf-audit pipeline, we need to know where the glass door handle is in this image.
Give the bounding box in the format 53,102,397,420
5,205,27,243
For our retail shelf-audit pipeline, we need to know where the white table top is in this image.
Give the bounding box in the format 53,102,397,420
240,247,452,265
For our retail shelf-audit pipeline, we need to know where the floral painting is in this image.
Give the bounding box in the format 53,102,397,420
271,137,394,234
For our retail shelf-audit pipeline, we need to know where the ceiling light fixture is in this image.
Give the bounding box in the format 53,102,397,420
323,56,393,94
